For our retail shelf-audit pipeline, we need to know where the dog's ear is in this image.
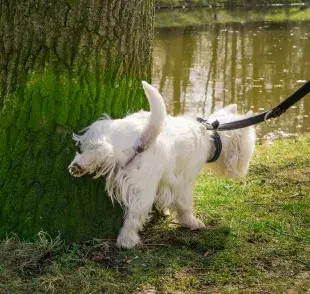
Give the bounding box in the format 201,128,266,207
225,104,237,114
246,110,253,117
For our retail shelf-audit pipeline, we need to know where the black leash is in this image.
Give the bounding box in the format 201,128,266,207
198,81,310,132
198,81,310,163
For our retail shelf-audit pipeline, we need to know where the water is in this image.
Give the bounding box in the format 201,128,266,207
153,7,310,138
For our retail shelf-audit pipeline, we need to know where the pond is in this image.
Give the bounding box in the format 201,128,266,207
153,6,310,138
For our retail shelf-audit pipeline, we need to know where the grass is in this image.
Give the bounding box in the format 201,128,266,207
155,6,310,28
0,135,309,293
155,0,308,8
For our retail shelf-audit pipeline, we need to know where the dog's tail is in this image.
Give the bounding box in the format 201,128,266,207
142,81,166,128
140,81,166,144
124,81,167,166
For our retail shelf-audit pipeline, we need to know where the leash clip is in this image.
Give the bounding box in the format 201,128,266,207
264,110,278,128
197,117,220,130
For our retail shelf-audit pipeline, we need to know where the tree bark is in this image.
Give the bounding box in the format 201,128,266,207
0,0,154,241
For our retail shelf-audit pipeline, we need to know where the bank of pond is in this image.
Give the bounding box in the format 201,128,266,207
155,0,310,9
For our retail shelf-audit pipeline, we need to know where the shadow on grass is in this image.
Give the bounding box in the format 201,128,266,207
142,220,230,253
127,215,232,270
68,217,231,275
0,216,231,280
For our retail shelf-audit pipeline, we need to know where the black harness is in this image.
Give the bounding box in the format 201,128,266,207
207,132,222,163
196,118,222,163
197,81,310,163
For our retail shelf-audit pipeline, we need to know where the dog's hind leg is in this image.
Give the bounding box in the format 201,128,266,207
116,183,158,249
175,180,206,230
154,182,174,216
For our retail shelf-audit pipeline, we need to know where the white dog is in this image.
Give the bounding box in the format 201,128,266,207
69,81,256,248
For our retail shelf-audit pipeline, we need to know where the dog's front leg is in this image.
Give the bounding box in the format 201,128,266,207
116,185,157,249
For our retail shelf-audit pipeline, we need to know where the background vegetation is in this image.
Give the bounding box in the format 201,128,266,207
155,0,309,8
155,6,310,27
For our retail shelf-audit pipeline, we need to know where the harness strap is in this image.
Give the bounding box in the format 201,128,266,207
198,81,310,132
206,131,222,163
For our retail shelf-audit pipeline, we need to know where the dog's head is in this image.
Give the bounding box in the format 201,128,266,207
207,104,256,181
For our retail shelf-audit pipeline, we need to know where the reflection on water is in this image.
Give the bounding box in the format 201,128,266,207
152,9,310,137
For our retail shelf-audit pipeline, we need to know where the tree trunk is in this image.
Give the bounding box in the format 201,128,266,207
0,0,154,241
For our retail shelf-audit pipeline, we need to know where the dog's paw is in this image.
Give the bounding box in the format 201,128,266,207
69,163,87,177
179,216,206,230
189,218,206,230
116,230,141,249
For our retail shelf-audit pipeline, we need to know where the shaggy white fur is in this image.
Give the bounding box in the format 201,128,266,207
69,81,256,249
